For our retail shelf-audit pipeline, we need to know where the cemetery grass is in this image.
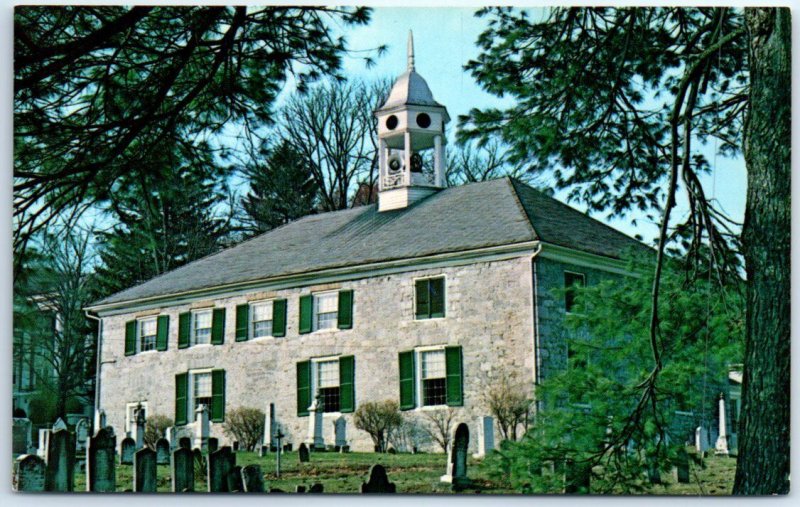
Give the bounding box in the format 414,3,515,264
69,449,736,494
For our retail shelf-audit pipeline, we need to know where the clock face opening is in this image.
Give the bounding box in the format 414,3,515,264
389,158,402,173
386,115,399,130
416,113,432,128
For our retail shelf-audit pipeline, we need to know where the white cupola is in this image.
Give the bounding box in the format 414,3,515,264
375,31,449,212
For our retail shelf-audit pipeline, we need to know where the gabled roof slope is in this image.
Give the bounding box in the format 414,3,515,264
92,178,648,308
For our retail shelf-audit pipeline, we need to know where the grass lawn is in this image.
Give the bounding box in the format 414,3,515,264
69,448,736,494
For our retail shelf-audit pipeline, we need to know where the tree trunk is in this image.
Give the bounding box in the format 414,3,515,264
733,7,791,495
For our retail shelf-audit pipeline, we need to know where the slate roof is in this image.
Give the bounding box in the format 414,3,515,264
92,178,648,307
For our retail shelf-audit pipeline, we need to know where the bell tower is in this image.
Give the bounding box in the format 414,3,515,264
375,31,449,212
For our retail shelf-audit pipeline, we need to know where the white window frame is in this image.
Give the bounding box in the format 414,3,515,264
412,275,447,321
189,369,213,415
137,316,158,354
312,291,339,332
564,270,586,315
191,309,213,346
124,401,148,435
310,355,341,415
249,300,274,340
414,345,448,409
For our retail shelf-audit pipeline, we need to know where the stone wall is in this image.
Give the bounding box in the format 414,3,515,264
98,256,537,452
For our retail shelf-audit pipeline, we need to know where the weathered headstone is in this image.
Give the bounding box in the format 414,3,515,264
232,441,240,452
306,396,325,450
564,459,591,494
133,404,146,450
474,416,495,458
295,485,306,493
334,416,347,450
37,429,51,460
715,393,729,456
228,465,244,492
74,419,90,453
208,437,219,454
46,429,75,491
440,423,469,490
264,403,276,450
134,447,157,492
53,417,68,432
13,418,33,455
171,447,194,492
695,426,709,454
14,455,46,492
156,438,170,465
675,448,690,484
195,404,210,452
309,483,324,493
87,427,116,492
361,464,396,493
179,437,191,450
207,446,235,492
298,443,310,463
120,437,136,465
241,464,265,492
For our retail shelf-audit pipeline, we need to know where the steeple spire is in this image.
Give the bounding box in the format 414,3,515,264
407,30,415,71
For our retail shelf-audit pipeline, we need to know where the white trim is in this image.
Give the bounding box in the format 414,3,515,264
311,290,339,333
188,368,213,416
249,299,275,340
412,274,447,321
136,316,158,353
309,355,342,414
190,308,213,347
414,345,448,410
539,243,643,277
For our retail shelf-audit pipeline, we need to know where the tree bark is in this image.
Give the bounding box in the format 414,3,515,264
733,7,791,495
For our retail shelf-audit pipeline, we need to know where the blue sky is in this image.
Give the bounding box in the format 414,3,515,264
334,7,748,246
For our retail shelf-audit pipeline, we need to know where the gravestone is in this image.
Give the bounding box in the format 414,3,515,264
695,426,709,454
14,454,46,492
361,464,396,493
440,423,469,490
306,397,325,450
195,404,210,451
715,394,729,456
386,446,397,454
120,437,136,465
298,443,310,463
74,419,90,456
179,437,191,450
87,427,116,492
38,429,51,460
474,416,495,458
675,448,690,484
564,459,591,494
647,457,661,485
228,465,244,492
171,447,195,492
132,404,146,450
295,485,306,493
94,409,107,432
241,464,265,492
334,416,347,450
264,403,276,450
233,441,240,452
134,447,157,492
46,429,75,491
207,446,235,492
259,445,268,457
156,438,170,465
13,417,33,455
309,483,324,493
53,417,68,432
208,437,219,453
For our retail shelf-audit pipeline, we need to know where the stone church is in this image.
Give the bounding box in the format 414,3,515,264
86,35,648,453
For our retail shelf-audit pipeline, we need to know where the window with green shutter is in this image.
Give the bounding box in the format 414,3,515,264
296,360,311,416
398,350,416,410
445,346,464,406
211,308,226,345
235,304,249,341
337,290,353,329
339,355,355,413
175,372,188,425
210,369,226,422
415,277,445,319
156,315,169,351
178,312,190,349
272,299,287,337
124,320,136,356
299,295,313,334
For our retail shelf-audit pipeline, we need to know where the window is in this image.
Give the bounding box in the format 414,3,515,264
420,350,447,406
296,356,355,416
193,310,212,345
251,301,273,339
193,371,212,412
316,359,341,412
125,402,148,434
138,318,157,352
415,277,445,319
175,370,226,425
564,272,586,313
314,292,338,331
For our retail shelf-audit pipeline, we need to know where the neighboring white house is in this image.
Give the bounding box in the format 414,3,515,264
85,34,649,452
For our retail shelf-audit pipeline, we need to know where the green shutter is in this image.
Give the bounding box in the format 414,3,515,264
175,372,188,425
125,321,136,356
211,308,226,345
398,351,416,410
299,295,313,334
272,299,287,337
415,280,430,319
339,355,355,413
337,290,353,329
296,360,311,416
211,369,226,422
445,346,463,407
178,312,190,349
156,315,169,351
235,304,249,342
430,277,445,318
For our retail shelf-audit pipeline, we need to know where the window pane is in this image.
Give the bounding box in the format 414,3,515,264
253,321,273,338
319,387,340,412
194,372,212,397
194,311,212,344
317,360,339,388
423,378,447,406
140,319,157,336
316,293,338,314
316,312,337,330
139,318,157,351
252,302,273,322
422,350,446,379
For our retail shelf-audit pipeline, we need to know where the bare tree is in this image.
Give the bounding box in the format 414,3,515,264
446,138,540,187
482,372,533,442
422,407,458,453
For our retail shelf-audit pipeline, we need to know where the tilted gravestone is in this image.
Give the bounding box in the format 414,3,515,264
208,437,219,454
53,417,68,432
675,448,690,484
14,454,46,492
87,427,116,492
134,447,157,492
156,438,170,465
46,429,75,491
298,443,310,463
171,447,194,492
441,423,469,491
120,437,136,465
13,418,33,455
361,464,396,493
241,464,265,492
179,437,191,450
228,465,244,492
207,446,235,492
564,459,591,494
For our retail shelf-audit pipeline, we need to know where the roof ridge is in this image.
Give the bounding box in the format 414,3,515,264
505,177,540,241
